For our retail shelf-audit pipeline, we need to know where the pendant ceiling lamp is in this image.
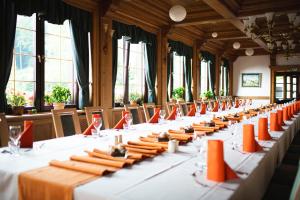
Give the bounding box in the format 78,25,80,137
169,5,187,22
245,48,254,56
233,42,241,49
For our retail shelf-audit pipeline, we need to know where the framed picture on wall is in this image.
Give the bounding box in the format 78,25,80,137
241,73,262,87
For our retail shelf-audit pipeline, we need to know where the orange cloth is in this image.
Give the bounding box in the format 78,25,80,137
243,124,263,152
207,140,238,182
148,108,160,123
200,103,206,114
221,101,226,111
277,109,285,126
234,99,239,108
283,107,289,121
83,122,95,135
18,165,98,200
113,111,129,129
212,102,219,112
20,121,33,148
258,117,271,140
187,104,196,116
166,106,177,120
270,112,283,131
288,106,292,119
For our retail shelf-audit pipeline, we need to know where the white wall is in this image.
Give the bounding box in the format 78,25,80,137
233,55,270,101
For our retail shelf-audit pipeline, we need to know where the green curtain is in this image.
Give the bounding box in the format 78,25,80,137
168,40,193,102
222,58,230,96
0,0,17,112
112,35,118,106
167,53,173,101
112,21,157,103
201,51,216,97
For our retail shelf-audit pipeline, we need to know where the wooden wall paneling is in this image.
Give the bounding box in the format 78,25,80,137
192,42,198,100
229,60,234,96
215,54,221,96
160,28,169,107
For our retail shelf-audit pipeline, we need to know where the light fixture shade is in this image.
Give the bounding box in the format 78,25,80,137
288,40,294,46
245,48,254,56
293,16,300,27
248,16,256,25
265,12,275,22
287,13,297,23
169,5,187,22
282,44,288,50
212,32,218,38
233,42,241,49
276,41,282,48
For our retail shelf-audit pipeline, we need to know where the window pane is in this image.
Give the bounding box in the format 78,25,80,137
44,20,75,104
293,85,297,91
287,91,291,98
293,92,296,98
292,77,297,84
7,14,36,106
276,76,283,84
287,76,291,84
201,61,208,93
287,84,290,91
173,53,184,90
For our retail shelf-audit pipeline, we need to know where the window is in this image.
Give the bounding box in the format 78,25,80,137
219,64,228,96
200,60,209,93
6,14,78,110
172,53,185,89
114,37,145,104
275,76,284,100
275,74,298,101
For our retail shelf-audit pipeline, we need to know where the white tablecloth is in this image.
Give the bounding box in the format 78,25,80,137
0,106,299,200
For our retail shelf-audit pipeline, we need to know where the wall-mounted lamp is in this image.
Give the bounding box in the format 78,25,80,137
110,29,115,37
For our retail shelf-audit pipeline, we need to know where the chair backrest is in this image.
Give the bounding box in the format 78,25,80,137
124,104,143,124
51,108,82,138
194,100,202,109
166,102,177,115
177,101,188,116
0,113,9,147
84,106,109,129
142,103,156,122
290,160,300,200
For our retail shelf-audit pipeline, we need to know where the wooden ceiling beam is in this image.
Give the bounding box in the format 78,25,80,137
202,0,269,52
173,17,232,27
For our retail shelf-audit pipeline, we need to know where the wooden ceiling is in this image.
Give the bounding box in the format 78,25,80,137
103,0,300,57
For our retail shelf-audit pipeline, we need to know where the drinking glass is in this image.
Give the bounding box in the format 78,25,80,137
92,116,103,136
9,125,22,155
159,109,166,121
125,113,133,129
193,133,207,172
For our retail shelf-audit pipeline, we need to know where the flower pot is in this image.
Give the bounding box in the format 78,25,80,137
12,106,24,115
130,100,137,105
53,102,65,110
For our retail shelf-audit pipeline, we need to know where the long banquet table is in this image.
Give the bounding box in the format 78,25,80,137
0,105,300,200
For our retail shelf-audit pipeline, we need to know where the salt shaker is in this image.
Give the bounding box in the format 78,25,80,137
168,140,176,153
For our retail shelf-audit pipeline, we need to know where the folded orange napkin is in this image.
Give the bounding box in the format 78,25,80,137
270,112,283,131
212,102,219,112
207,140,238,182
200,103,206,114
187,104,196,116
83,122,95,135
258,117,271,140
234,99,239,108
287,106,291,119
20,120,33,148
148,108,160,123
166,106,177,120
221,101,226,111
283,107,289,121
277,109,284,126
243,124,263,152
113,111,129,129
70,155,125,168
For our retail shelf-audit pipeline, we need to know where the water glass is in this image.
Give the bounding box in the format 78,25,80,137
125,113,133,129
9,125,22,155
92,116,103,136
159,109,166,121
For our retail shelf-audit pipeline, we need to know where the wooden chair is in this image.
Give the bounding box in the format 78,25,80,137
0,113,9,147
124,104,143,124
177,101,189,116
84,106,109,129
51,108,82,138
142,103,156,122
165,102,177,115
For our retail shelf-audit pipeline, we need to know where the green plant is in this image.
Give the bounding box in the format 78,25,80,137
201,90,214,99
44,94,54,105
129,93,141,102
7,93,26,107
172,87,185,100
51,85,71,103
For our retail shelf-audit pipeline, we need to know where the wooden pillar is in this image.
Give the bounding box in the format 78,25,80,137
156,30,163,106
215,54,221,96
228,59,234,96
192,42,198,100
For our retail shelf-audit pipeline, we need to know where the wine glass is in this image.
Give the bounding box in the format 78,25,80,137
125,113,133,129
192,133,207,171
159,109,166,123
9,125,22,155
92,115,102,136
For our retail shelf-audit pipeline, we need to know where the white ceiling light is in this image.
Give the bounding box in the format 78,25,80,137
245,48,254,56
233,42,241,49
211,32,218,38
169,5,187,22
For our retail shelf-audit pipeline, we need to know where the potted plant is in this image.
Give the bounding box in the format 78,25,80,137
219,90,224,96
44,94,54,106
114,96,124,107
172,87,185,102
201,90,214,100
129,93,141,105
7,93,26,115
50,85,71,110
